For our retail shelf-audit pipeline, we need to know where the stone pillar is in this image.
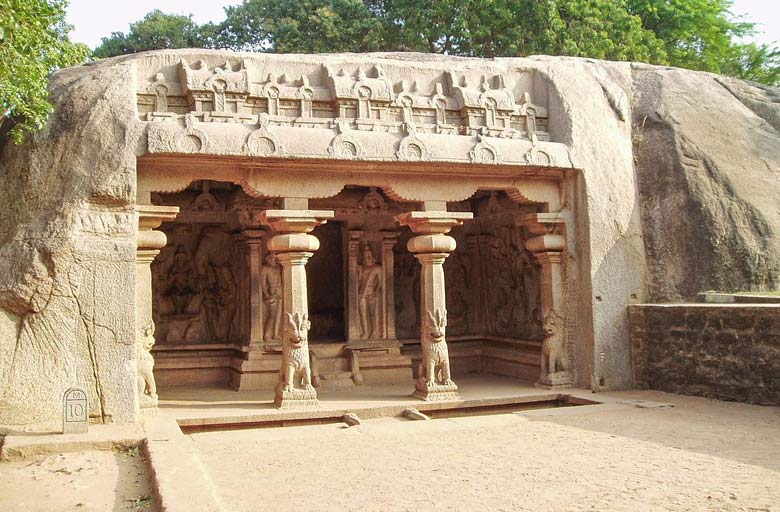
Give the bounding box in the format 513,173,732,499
347,230,364,341
517,213,570,389
396,210,473,401
260,205,334,409
135,205,179,413
244,230,266,347
381,232,399,340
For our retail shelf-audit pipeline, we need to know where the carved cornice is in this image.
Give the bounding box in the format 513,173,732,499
137,57,575,168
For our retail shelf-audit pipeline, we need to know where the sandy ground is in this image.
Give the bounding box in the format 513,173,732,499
190,390,780,512
0,449,158,512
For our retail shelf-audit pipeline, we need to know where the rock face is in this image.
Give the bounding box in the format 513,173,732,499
0,50,778,428
632,67,780,302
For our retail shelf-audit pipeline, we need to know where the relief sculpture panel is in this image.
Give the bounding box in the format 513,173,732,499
152,196,245,345
153,225,242,344
475,193,543,340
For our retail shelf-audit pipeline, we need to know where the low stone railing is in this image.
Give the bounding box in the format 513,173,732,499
629,304,780,405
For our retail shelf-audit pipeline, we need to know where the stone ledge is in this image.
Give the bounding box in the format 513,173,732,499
0,424,144,462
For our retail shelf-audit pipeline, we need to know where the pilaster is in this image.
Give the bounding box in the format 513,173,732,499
516,212,571,389
135,205,179,413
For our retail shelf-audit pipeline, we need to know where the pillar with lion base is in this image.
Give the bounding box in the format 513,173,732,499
397,207,473,401
260,199,334,409
516,212,571,389
136,205,179,414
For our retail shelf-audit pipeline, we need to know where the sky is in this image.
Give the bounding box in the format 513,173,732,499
66,0,780,50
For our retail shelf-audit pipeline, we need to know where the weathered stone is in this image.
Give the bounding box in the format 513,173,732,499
342,413,362,427
62,387,88,434
630,305,780,405
1,50,778,428
632,67,780,302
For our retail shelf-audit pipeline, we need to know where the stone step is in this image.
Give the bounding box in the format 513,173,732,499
317,371,355,389
314,356,351,373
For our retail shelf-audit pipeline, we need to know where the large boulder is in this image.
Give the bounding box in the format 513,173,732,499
632,66,780,301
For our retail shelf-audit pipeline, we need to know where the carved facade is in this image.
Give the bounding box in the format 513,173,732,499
132,54,580,409
149,185,556,395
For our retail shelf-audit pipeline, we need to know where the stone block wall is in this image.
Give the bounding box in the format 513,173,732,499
629,304,780,405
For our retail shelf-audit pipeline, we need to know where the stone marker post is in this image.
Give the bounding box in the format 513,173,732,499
63,387,88,434
396,209,472,401
260,203,334,409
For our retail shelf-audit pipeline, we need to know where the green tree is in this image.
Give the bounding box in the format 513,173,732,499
93,9,210,58
369,0,666,62
89,1,779,87
627,0,779,84
0,0,89,143
216,0,384,53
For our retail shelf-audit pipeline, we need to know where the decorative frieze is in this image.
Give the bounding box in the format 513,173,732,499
138,58,577,166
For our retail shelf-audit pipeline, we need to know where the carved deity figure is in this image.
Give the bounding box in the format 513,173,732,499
165,246,195,314
278,312,315,394
137,321,158,408
260,253,283,340
540,310,567,378
358,245,383,339
416,309,455,391
203,263,237,341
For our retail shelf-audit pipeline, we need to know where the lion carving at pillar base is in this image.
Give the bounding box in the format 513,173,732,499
537,310,572,389
275,312,319,408
413,309,460,401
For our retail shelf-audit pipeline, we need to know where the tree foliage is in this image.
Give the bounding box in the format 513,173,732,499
91,0,780,87
92,10,211,59
219,0,384,53
0,0,89,143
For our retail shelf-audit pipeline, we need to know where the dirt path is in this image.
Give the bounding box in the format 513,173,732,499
190,391,780,512
0,449,158,512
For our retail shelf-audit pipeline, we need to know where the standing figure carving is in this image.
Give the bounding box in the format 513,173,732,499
137,321,158,409
277,312,316,399
538,310,571,387
358,244,383,339
165,246,195,314
203,263,237,341
415,309,457,397
260,253,283,340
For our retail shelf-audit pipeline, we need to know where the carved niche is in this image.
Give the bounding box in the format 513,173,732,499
474,193,543,339
151,182,245,344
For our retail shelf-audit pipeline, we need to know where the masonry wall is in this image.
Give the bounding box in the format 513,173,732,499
629,304,780,405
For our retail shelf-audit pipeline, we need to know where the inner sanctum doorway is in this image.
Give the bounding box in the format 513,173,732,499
307,221,345,342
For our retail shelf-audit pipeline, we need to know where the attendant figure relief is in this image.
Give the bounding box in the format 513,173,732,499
260,253,283,341
358,244,383,339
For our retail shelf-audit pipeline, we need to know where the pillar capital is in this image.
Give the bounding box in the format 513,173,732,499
515,212,566,235
136,205,179,255
395,211,473,235
260,209,334,234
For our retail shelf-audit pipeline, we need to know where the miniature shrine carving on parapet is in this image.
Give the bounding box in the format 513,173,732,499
137,59,550,142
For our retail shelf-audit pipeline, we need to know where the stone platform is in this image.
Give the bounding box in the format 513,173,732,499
157,375,585,429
